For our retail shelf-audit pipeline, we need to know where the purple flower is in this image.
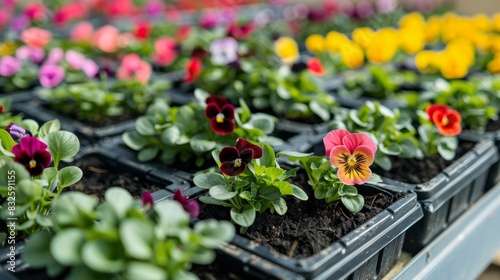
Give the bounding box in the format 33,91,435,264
81,59,99,78
376,0,397,14
45,48,64,65
16,46,45,64
142,192,154,208
355,1,375,19
173,189,199,218
12,136,52,176
199,12,220,29
5,123,29,140
0,56,21,77
10,15,29,33
39,64,65,88
65,50,86,70
210,37,238,65
145,0,164,16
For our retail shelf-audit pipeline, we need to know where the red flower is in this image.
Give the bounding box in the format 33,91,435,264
175,25,191,42
426,104,462,136
205,96,235,135
307,58,326,76
184,58,202,83
152,37,178,66
133,22,151,40
12,136,52,176
227,21,254,39
0,105,4,113
219,138,262,176
173,189,199,218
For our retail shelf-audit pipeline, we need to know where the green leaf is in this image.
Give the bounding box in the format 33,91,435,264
57,166,83,189
277,151,313,161
379,143,402,156
82,240,125,273
341,195,364,213
20,119,39,136
23,231,56,268
274,181,293,195
310,100,330,121
272,198,287,215
230,205,256,227
190,134,217,153
247,114,275,134
126,262,166,280
291,184,308,200
264,167,284,181
314,187,327,199
342,185,358,196
120,220,154,260
198,196,232,207
105,187,133,219
137,146,159,162
50,229,86,266
277,86,291,99
53,192,98,228
374,151,392,171
154,200,189,228
195,220,235,247
123,131,147,151
194,88,210,102
209,185,237,200
136,116,157,136
38,119,61,139
46,131,80,167
193,173,226,189
160,125,180,145
0,130,16,152
259,186,281,200
257,143,276,168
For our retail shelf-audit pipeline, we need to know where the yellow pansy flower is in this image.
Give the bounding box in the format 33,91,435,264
439,52,469,80
415,51,440,73
424,16,442,43
399,26,425,55
305,34,326,53
325,31,349,52
352,27,374,49
446,38,475,67
274,36,299,65
365,28,399,64
471,13,491,32
493,13,500,32
399,12,426,29
487,55,500,74
340,41,364,69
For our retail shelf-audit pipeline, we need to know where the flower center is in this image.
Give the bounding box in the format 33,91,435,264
234,158,242,167
347,156,357,167
442,116,449,126
216,113,225,123
29,159,36,169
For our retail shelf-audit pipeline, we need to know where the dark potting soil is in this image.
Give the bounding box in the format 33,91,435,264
198,172,404,259
486,118,500,132
66,156,162,201
373,141,476,184
191,262,246,280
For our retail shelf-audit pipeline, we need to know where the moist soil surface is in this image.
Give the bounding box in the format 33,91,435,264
373,140,476,184
198,172,404,259
66,156,162,201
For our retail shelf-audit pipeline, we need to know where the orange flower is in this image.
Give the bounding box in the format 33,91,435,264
307,58,325,76
92,25,120,53
70,21,94,43
324,129,377,185
426,104,462,136
20,27,51,48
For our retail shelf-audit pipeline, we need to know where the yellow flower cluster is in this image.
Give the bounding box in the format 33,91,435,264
303,11,500,78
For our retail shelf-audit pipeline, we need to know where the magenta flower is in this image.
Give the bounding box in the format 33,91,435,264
5,123,29,140
65,50,86,70
199,12,220,29
15,45,44,64
210,37,238,65
81,59,99,78
205,96,235,135
141,192,154,208
12,136,52,176
219,138,263,176
39,64,65,88
45,48,64,65
0,56,21,77
173,189,199,218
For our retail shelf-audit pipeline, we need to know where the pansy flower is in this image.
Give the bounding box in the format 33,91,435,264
274,36,299,65
205,96,235,135
426,104,462,136
12,136,52,176
307,58,326,76
219,138,263,176
210,37,238,65
152,37,178,66
227,21,254,39
133,22,151,40
141,192,154,209
39,64,65,88
173,189,200,218
20,27,51,48
184,58,202,83
45,48,64,65
0,56,21,77
5,123,30,140
324,129,377,185
116,54,152,84
15,46,44,64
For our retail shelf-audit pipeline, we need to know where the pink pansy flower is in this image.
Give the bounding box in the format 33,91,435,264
152,37,178,66
92,25,120,53
0,56,21,77
39,64,65,88
45,48,64,65
116,54,152,84
16,46,45,64
20,27,52,48
81,59,99,78
70,21,94,43
65,50,86,70
324,129,377,185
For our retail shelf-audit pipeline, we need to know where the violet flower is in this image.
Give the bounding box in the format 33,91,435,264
65,50,86,70
5,123,29,140
39,64,65,88
10,15,29,33
210,37,238,65
45,48,64,65
173,189,199,218
16,46,44,64
0,56,21,77
12,136,52,177
81,59,99,78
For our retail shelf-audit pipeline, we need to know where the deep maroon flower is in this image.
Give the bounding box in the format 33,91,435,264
5,123,29,140
173,189,199,218
12,136,52,176
219,138,263,176
205,96,235,135
141,192,154,208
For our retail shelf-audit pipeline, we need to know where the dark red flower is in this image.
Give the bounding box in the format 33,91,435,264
173,189,200,218
0,105,4,113
12,136,52,176
219,138,263,176
205,96,235,135
184,58,202,83
307,58,326,76
227,21,254,39
141,192,154,208
134,22,151,40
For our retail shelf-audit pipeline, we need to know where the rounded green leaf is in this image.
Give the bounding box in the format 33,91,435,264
50,229,86,266
161,126,181,145
190,134,216,153
23,231,55,268
272,198,287,215
230,206,256,227
195,220,235,247
53,192,98,228
46,131,80,165
120,220,154,260
126,262,166,280
341,195,364,213
137,146,159,162
38,119,61,139
105,187,133,219
193,173,226,189
136,116,157,136
209,185,237,200
57,166,83,189
82,240,125,273
123,131,147,151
